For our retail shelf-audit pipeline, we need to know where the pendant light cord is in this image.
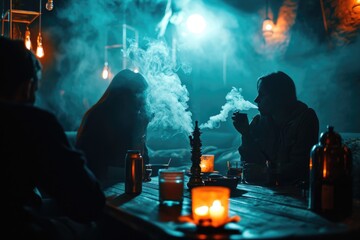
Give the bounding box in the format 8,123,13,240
265,0,269,18
39,0,42,33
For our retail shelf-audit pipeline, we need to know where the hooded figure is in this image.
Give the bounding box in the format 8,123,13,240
76,69,150,188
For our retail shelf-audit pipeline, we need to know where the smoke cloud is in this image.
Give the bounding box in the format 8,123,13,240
127,40,193,138
199,88,257,130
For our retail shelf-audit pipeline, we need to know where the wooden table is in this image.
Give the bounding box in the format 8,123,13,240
104,176,360,239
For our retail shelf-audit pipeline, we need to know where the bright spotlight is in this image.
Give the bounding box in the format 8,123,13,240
186,14,206,34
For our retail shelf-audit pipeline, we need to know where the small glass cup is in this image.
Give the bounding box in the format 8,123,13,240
158,169,185,206
227,160,243,180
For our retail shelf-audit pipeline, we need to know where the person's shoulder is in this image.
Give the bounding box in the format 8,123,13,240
296,101,318,121
11,104,61,126
306,107,317,116
1,102,45,115
296,101,316,114
0,103,63,131
23,104,58,120
305,108,319,123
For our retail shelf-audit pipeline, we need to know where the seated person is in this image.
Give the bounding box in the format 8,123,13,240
0,37,105,239
232,71,319,186
76,69,151,188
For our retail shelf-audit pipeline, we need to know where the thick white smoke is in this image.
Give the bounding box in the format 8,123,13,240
199,87,257,129
127,40,193,138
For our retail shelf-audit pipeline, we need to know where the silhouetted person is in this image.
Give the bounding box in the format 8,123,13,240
232,71,319,186
0,37,105,239
76,69,151,188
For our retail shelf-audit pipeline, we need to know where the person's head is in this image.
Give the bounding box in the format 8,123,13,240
98,69,148,111
254,71,297,116
0,36,42,104
107,69,148,96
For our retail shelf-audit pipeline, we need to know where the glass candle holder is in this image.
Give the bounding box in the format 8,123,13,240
191,186,230,228
159,169,185,205
200,155,215,173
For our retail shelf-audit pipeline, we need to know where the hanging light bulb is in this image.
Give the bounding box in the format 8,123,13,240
262,18,274,37
102,46,110,79
262,0,274,38
46,0,54,11
102,62,110,79
353,0,360,13
36,34,44,58
36,0,44,58
24,27,32,50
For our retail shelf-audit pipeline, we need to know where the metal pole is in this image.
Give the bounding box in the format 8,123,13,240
122,23,127,69
1,0,5,36
319,0,328,34
9,0,12,38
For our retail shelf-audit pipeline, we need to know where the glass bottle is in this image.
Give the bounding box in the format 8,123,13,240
309,126,352,221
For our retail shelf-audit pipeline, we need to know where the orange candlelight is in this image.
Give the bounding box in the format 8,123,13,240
191,186,229,227
200,155,215,172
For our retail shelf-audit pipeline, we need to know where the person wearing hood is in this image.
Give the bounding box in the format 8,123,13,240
76,69,151,188
232,71,319,186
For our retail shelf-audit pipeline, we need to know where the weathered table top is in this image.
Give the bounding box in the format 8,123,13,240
104,176,360,239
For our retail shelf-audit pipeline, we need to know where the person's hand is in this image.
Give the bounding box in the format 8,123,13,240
232,111,250,135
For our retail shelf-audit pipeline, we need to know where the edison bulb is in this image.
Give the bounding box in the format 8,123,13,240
46,0,54,11
24,28,32,50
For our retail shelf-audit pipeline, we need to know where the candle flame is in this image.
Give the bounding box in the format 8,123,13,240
209,200,225,218
212,200,221,207
194,206,209,216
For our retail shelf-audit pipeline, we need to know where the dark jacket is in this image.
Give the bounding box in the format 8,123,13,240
1,102,105,236
239,101,319,185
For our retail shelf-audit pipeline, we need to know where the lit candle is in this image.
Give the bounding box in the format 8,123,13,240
200,155,214,172
191,186,229,227
209,200,225,219
194,205,209,216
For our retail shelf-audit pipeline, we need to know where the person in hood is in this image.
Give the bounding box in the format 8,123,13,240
232,71,319,186
76,69,151,188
